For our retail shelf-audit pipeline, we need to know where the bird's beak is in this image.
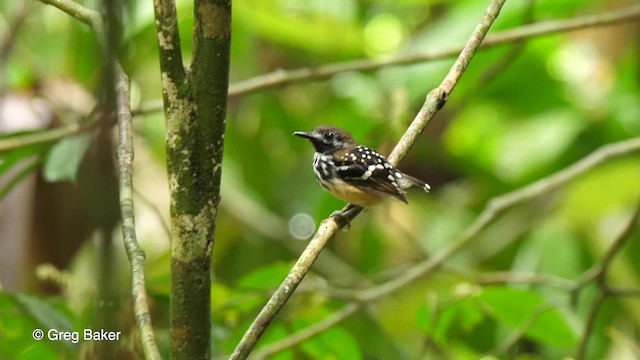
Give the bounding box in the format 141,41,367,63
293,131,318,140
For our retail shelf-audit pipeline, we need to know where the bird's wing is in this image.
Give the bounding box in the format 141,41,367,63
333,146,408,203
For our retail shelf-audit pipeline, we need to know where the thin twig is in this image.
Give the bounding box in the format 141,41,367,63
388,0,507,164
5,0,106,155
116,67,162,360
38,0,98,25
229,1,508,359
471,271,574,290
234,4,640,98
476,0,536,86
38,0,106,47
0,123,86,153
35,0,161,357
359,137,640,302
128,3,640,115
575,291,606,360
575,197,640,360
250,303,362,360
228,214,353,360
490,304,555,357
0,2,29,89
606,287,640,298
597,200,640,282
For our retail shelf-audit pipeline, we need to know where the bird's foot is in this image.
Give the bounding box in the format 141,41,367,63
331,210,350,229
330,204,361,229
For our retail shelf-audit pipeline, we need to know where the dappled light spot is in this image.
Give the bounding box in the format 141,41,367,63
288,213,316,240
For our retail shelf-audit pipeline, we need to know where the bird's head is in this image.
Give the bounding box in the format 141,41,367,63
293,126,356,153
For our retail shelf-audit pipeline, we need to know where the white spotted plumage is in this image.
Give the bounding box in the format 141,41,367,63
295,125,431,207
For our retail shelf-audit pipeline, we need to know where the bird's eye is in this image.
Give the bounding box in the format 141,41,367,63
325,131,336,141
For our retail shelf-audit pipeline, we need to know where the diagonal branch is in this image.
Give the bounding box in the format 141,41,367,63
38,0,99,26
240,136,640,357
0,123,89,154
249,303,362,360
475,0,536,87
228,1,508,359
360,137,640,302
222,181,365,284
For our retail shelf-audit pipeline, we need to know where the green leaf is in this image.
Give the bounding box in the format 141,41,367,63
298,324,362,360
8,293,74,336
444,103,505,171
494,110,585,182
43,132,94,183
516,221,582,279
0,157,41,202
0,137,48,201
259,324,294,360
431,297,484,345
234,1,364,57
557,158,640,228
238,262,292,290
0,292,76,357
0,137,47,172
17,342,59,360
415,303,433,335
0,132,48,191
433,305,458,345
477,287,576,347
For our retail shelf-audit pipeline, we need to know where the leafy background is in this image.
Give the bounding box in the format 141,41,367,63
1,0,639,359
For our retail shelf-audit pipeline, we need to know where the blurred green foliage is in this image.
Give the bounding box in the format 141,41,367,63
1,0,639,359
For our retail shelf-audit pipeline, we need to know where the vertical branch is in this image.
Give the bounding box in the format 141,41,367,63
116,67,162,360
37,0,161,357
153,0,232,357
96,1,124,356
153,0,186,85
190,0,231,198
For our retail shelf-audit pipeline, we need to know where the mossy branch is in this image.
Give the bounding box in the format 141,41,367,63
152,0,232,358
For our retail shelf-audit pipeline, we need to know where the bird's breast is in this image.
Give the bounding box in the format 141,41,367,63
322,178,383,207
311,153,382,207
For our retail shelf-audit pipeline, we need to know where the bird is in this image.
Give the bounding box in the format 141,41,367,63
294,125,430,213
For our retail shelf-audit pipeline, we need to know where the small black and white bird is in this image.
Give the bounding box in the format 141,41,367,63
294,125,430,209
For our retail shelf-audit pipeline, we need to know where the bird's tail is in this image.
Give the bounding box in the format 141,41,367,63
398,173,431,193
